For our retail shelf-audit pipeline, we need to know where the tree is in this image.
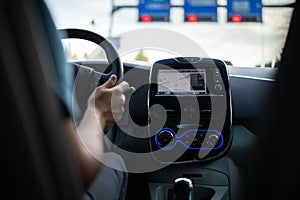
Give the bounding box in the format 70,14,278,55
135,49,149,62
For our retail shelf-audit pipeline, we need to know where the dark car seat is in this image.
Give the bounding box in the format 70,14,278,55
243,1,300,199
1,0,82,199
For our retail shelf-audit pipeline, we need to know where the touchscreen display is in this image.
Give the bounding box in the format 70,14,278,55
157,69,207,95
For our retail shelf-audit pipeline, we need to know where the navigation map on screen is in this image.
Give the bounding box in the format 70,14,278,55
157,69,206,95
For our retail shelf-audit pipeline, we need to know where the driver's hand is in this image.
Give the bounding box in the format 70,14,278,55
87,75,129,128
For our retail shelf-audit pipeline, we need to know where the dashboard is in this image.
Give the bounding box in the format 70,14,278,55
74,58,277,200
75,59,277,136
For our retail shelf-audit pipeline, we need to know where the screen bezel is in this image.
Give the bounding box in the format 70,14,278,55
150,63,225,98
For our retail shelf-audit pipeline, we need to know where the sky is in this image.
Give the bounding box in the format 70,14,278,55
45,0,294,67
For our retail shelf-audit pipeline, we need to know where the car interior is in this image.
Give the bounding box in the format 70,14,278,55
1,0,299,199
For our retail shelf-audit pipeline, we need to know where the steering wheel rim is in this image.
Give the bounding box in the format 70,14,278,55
58,28,123,84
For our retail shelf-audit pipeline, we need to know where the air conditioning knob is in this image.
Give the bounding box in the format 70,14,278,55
157,129,175,148
208,134,219,147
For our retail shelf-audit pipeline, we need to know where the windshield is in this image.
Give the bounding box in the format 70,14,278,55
45,0,294,67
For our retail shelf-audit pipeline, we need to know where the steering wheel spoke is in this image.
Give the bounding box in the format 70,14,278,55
58,28,123,83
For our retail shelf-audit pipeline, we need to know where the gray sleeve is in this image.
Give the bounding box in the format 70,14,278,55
82,152,128,200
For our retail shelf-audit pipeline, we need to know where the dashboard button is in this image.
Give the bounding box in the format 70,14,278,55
208,134,219,147
215,84,222,90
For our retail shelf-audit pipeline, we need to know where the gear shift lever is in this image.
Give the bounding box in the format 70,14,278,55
173,177,194,200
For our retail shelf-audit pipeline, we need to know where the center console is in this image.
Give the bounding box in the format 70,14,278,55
147,57,233,200
148,57,232,163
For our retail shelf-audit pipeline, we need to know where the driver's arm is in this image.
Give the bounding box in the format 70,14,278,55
64,75,129,190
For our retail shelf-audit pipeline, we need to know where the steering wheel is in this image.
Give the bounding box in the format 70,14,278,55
58,28,123,85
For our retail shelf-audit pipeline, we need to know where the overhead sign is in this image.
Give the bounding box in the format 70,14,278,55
138,0,171,22
184,0,218,22
227,0,262,23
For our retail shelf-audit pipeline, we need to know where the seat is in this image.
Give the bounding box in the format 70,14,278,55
243,1,300,199
1,0,82,199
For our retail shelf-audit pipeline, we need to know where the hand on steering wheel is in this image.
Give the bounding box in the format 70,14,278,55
58,29,125,125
